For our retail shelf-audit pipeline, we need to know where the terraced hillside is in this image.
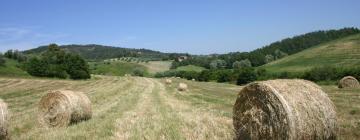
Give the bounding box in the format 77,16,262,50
262,34,360,72
0,76,359,139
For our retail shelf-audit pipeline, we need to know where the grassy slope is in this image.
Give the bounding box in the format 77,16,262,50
0,76,358,139
89,61,149,76
261,34,360,72
176,65,206,72
0,59,29,77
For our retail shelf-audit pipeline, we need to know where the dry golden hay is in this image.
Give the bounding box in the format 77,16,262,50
0,99,9,140
177,83,188,91
191,79,195,81
233,79,337,140
38,90,92,128
338,76,359,88
165,79,172,85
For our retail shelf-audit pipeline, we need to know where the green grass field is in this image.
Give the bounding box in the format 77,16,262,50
176,65,206,72
89,61,149,76
0,59,29,77
0,76,358,139
261,34,360,72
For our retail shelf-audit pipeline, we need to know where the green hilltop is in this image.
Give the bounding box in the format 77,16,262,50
261,33,360,72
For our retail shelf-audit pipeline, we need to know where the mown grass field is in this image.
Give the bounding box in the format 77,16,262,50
262,34,360,72
176,65,206,72
89,61,149,76
0,76,359,139
139,61,172,74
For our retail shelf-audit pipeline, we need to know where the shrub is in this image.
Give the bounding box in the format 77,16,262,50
198,70,211,82
132,68,145,77
0,54,5,66
65,54,91,79
216,70,233,83
235,68,257,85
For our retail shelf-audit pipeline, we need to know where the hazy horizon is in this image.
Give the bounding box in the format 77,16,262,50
1,0,359,54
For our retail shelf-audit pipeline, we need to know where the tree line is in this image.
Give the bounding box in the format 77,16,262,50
24,44,188,61
156,66,360,85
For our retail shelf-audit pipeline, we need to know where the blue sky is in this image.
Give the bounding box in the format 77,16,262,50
0,0,359,54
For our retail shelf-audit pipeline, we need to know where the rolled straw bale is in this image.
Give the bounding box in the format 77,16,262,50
178,83,188,91
0,99,9,140
338,76,359,88
233,79,337,140
38,90,92,128
165,79,172,85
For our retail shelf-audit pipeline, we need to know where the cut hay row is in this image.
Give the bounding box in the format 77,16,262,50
233,79,337,140
2,76,359,139
154,79,234,139
38,90,92,128
0,99,9,140
338,76,360,89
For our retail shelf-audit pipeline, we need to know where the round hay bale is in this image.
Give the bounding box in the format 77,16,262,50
233,79,337,140
178,83,188,91
0,99,9,140
165,79,172,85
38,90,92,128
338,76,359,88
191,79,195,81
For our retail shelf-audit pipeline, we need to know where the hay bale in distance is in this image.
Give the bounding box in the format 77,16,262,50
178,83,188,91
338,76,359,88
38,90,92,128
165,79,172,85
0,99,9,140
233,79,337,140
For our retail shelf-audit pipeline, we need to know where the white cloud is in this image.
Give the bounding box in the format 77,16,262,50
0,27,68,52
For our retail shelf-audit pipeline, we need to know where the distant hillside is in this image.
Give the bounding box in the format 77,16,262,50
261,33,360,72
173,27,360,69
24,44,185,60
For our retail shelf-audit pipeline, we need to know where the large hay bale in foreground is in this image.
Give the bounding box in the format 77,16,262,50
0,99,9,140
338,76,359,88
165,79,172,85
38,90,92,128
178,83,188,91
233,79,337,140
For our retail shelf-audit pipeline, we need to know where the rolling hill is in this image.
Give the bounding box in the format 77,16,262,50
262,33,360,72
24,44,185,60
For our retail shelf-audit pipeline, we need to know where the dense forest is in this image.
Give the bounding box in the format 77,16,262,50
172,27,360,69
24,44,187,61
